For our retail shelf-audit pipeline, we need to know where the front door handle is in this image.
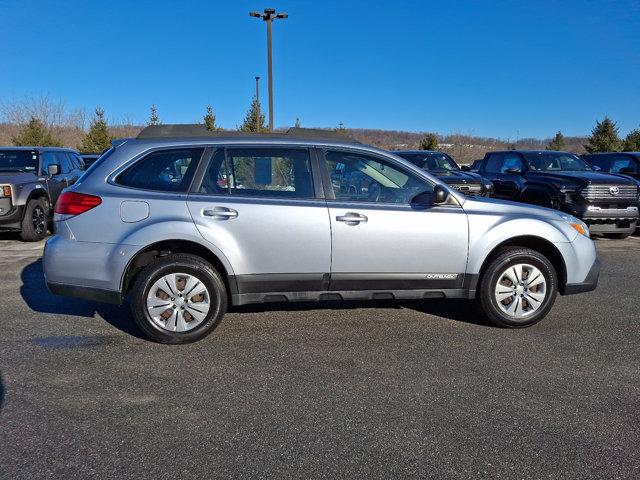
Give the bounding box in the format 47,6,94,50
203,207,238,220
336,212,368,225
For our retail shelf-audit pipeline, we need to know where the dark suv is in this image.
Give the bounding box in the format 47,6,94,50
394,150,493,197
0,146,85,241
583,152,640,183
477,150,639,238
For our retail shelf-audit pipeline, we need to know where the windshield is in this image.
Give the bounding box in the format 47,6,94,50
397,152,459,171
525,152,593,172
0,150,39,173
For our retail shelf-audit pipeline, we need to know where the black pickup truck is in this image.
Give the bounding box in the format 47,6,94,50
477,150,640,238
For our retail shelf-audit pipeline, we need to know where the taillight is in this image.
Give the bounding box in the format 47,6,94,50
54,191,102,216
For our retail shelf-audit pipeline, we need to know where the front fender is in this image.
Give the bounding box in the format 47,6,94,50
15,182,50,206
466,215,575,275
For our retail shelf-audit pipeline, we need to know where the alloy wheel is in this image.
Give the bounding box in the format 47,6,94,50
32,206,46,235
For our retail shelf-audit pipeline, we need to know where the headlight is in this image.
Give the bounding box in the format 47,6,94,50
558,212,589,237
0,186,11,198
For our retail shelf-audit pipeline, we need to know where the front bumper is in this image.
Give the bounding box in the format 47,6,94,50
577,205,639,234
563,257,600,295
0,202,24,230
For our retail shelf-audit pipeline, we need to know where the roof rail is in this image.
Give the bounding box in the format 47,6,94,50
135,124,359,143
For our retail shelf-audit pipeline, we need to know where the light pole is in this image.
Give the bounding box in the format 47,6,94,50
250,8,288,132
255,76,260,132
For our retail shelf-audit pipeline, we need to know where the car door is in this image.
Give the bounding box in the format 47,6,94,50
497,152,527,199
320,149,469,291
187,147,331,296
480,153,508,198
40,151,66,203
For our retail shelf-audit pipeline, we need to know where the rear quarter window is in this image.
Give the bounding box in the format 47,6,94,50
117,148,204,192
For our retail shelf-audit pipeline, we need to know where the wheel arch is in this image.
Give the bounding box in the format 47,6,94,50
21,185,51,212
475,235,567,294
120,239,238,303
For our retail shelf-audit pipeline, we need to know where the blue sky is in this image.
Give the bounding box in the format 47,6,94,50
1,0,639,138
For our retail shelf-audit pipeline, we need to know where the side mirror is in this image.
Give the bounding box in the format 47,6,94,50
411,185,450,206
47,164,60,177
591,165,602,171
505,167,521,175
434,184,449,204
460,165,471,171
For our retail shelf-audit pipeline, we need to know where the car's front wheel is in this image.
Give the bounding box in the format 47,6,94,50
130,254,227,344
20,197,49,242
477,247,558,328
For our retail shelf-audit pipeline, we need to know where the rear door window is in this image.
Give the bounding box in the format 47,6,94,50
117,148,204,192
201,148,314,198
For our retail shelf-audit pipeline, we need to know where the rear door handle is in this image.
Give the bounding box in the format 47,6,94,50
336,212,368,225
203,207,238,220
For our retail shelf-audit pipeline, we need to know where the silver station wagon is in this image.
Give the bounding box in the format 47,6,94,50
44,126,599,343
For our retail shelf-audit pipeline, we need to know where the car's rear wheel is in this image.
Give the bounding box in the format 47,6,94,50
130,254,227,344
20,197,49,242
478,247,558,328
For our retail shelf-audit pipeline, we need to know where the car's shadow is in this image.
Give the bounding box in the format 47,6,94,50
230,298,490,327
21,258,490,339
20,259,145,339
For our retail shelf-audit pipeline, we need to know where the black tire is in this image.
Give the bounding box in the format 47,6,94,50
602,232,631,240
130,254,227,344
477,247,558,328
20,197,49,242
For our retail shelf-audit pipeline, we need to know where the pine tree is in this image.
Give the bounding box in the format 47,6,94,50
12,116,62,147
585,116,622,153
238,96,267,132
78,107,112,153
623,129,640,152
203,105,219,131
419,133,439,150
147,104,161,126
546,131,566,151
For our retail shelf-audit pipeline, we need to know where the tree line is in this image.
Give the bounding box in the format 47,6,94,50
3,95,639,156
415,116,640,154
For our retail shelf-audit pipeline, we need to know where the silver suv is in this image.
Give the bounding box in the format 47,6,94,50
43,126,600,343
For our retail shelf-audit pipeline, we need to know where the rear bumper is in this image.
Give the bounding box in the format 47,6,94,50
46,281,123,304
563,257,600,295
43,234,139,295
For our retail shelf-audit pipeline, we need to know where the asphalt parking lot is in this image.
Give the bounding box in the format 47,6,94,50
0,234,639,479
